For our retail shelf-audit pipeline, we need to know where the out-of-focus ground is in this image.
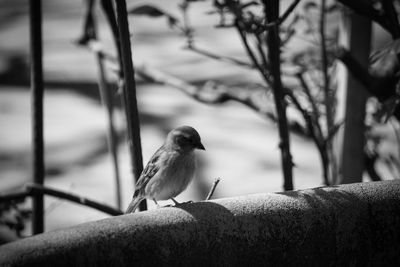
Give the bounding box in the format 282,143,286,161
0,0,397,235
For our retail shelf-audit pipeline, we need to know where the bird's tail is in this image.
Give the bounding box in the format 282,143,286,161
125,196,144,214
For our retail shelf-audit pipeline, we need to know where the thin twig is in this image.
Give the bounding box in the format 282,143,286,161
319,0,336,185
296,72,325,147
100,0,124,75
0,184,123,216
95,45,122,211
136,63,274,116
320,0,332,129
263,0,301,29
285,88,330,186
187,45,254,69
279,0,301,25
26,184,123,216
255,33,269,71
79,41,268,115
95,51,122,209
206,178,221,200
325,120,344,143
235,20,269,83
296,72,319,121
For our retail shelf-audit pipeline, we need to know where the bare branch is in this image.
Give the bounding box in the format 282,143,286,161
135,63,269,114
263,0,301,29
320,0,335,184
235,20,270,84
26,184,123,216
284,89,320,143
206,178,221,200
284,88,330,185
277,0,301,25
255,33,269,71
186,45,254,69
320,0,332,131
296,72,319,119
0,184,123,216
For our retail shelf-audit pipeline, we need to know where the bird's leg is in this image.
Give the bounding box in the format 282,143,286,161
171,198,193,206
171,197,180,205
153,199,160,208
154,199,174,208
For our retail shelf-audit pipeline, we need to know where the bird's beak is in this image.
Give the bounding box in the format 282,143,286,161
196,142,205,150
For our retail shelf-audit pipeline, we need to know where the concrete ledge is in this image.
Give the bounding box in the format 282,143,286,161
1,180,400,266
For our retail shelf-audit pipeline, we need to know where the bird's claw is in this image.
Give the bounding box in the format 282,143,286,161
175,200,193,206
160,200,194,209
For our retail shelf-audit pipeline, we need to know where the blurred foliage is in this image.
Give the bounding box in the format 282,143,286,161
0,200,30,239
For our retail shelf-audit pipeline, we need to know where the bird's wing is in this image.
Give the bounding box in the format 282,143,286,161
133,145,165,197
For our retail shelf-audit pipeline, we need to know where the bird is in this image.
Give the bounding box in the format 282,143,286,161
125,125,205,213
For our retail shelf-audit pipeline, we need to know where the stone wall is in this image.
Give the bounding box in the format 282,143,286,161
1,180,399,266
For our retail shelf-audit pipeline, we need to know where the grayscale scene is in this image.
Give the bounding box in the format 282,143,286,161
1,0,400,266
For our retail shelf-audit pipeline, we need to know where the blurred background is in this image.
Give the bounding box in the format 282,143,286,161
0,0,398,238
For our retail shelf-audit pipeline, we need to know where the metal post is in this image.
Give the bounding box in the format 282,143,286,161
336,10,371,184
113,0,146,210
30,0,45,234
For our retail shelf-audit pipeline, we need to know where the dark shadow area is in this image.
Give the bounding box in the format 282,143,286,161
128,201,258,266
276,186,363,211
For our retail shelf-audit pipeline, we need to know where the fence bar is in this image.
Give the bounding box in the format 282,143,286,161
336,10,371,184
113,0,146,211
30,0,45,234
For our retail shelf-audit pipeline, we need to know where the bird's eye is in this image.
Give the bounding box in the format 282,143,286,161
176,135,190,145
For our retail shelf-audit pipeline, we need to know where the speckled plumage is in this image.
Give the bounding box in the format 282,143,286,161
125,126,205,213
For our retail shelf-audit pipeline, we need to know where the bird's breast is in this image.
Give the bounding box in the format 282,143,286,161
145,152,196,200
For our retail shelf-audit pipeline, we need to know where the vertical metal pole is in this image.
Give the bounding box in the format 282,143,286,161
30,0,45,234
114,0,146,210
336,10,371,184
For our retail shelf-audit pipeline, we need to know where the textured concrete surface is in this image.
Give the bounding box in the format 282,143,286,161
0,180,400,266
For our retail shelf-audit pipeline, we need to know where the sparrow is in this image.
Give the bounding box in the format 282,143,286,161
125,125,205,213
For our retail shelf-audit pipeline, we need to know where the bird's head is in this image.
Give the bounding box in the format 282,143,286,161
166,126,205,152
